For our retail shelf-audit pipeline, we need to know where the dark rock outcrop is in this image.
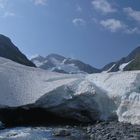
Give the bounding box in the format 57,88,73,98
102,46,140,72
0,34,36,67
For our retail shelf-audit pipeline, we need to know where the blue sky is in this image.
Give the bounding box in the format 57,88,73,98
0,0,140,68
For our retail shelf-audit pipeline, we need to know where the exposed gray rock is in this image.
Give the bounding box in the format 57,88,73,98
102,46,140,72
86,121,140,140
53,128,71,136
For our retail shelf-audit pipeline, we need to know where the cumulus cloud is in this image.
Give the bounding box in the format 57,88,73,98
124,7,140,22
100,19,125,32
100,18,140,34
33,0,47,6
92,0,116,14
72,18,86,26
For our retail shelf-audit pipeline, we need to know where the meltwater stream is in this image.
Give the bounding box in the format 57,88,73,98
0,126,90,140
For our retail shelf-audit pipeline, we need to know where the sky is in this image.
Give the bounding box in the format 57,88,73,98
0,0,140,68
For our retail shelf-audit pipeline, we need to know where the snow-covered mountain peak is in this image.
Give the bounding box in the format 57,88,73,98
31,54,100,74
31,55,45,60
46,53,66,61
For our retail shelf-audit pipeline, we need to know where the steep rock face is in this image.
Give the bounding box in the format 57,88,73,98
0,34,35,67
102,46,140,72
31,54,100,74
124,55,140,71
101,62,115,72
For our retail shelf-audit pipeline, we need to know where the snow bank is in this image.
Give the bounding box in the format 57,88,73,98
1,57,140,124
87,71,140,124
36,76,116,122
0,57,81,106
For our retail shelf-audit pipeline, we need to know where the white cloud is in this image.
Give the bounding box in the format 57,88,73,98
124,7,140,22
33,0,47,6
92,0,116,14
100,19,125,32
0,0,16,18
100,18,140,34
125,27,140,34
72,18,86,26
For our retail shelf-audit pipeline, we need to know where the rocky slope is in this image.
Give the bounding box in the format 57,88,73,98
102,46,140,72
85,121,140,140
32,46,140,73
31,54,100,74
0,34,35,67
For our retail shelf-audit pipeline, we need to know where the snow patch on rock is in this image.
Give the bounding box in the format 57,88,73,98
119,61,133,71
102,64,116,73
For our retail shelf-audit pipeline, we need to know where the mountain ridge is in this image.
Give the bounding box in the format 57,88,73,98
31,53,101,74
1,34,140,73
32,46,140,74
0,34,36,67
102,46,140,72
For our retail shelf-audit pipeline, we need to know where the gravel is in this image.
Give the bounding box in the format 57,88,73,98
84,121,140,140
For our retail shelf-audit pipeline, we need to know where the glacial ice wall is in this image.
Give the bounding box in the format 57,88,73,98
1,57,140,124
87,71,140,124
0,57,81,106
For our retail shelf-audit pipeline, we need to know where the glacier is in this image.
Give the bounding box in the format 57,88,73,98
0,57,82,106
87,71,140,124
1,57,140,124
